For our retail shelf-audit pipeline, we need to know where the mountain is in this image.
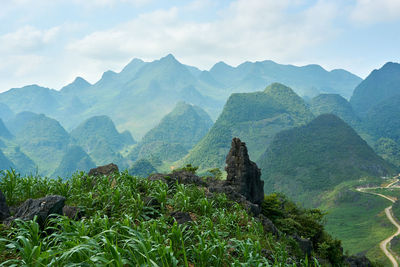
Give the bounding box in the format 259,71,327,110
53,145,96,178
350,62,400,117
7,112,71,175
60,77,91,95
70,115,134,167
0,85,60,115
0,103,15,122
0,119,13,139
0,149,15,171
128,158,157,177
364,95,400,143
184,83,314,170
3,146,36,175
210,60,361,99
0,55,361,140
258,114,396,206
310,94,360,128
129,102,212,163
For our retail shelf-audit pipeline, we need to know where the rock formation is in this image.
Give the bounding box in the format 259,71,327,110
225,138,264,205
0,189,10,221
6,195,65,227
88,163,119,176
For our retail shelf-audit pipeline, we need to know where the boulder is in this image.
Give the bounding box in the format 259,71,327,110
63,206,84,220
345,255,373,267
149,170,206,187
225,138,264,205
258,214,279,236
88,163,119,177
6,195,65,228
170,211,192,224
292,234,313,257
0,189,10,221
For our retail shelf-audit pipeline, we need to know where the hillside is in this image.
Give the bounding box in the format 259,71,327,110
0,55,361,139
70,115,133,168
259,114,396,206
184,83,314,170
350,62,400,117
53,145,96,178
129,102,212,164
310,94,360,128
0,156,359,266
6,112,71,175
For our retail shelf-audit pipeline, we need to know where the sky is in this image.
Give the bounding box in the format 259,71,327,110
0,0,399,91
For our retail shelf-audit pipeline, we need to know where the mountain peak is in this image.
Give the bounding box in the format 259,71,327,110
160,53,179,63
61,77,91,92
101,70,117,80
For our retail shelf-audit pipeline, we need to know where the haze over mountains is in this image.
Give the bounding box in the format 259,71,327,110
0,54,399,264
0,54,361,140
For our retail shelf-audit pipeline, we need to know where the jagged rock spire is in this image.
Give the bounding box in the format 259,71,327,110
225,138,264,205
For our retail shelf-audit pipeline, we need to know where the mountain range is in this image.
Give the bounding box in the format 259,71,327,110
0,54,361,140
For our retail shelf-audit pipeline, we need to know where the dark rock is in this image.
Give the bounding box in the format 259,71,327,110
6,195,65,228
258,214,279,236
143,196,161,209
261,249,274,262
345,255,373,267
225,138,264,205
88,163,119,176
292,234,313,257
149,170,206,187
0,189,10,221
170,211,192,224
63,206,84,220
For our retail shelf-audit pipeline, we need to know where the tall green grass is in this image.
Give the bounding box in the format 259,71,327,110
0,170,321,266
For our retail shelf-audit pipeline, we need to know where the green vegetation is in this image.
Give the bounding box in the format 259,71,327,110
53,145,96,178
259,114,396,206
7,112,70,175
323,186,394,266
0,55,361,139
71,115,134,168
0,170,343,266
129,102,212,164
310,94,360,128
184,83,314,170
128,158,157,177
350,62,400,117
375,138,400,167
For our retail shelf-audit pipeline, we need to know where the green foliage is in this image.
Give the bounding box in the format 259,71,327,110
0,171,328,266
259,114,396,206
375,138,400,167
184,83,314,170
310,93,360,128
53,145,96,178
261,193,344,265
350,62,400,117
128,159,157,177
70,115,133,168
173,164,198,174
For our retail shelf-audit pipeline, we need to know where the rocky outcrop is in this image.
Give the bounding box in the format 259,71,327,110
63,206,83,220
225,138,264,205
0,189,10,221
345,255,373,267
88,163,119,176
149,170,206,186
171,211,192,224
6,195,65,227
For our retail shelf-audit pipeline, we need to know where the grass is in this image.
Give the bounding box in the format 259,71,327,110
320,180,394,266
0,170,325,266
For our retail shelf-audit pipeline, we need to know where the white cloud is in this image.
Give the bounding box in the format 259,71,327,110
67,0,340,70
351,0,400,24
0,26,60,54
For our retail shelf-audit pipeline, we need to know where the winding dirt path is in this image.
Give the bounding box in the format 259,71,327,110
357,179,400,267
